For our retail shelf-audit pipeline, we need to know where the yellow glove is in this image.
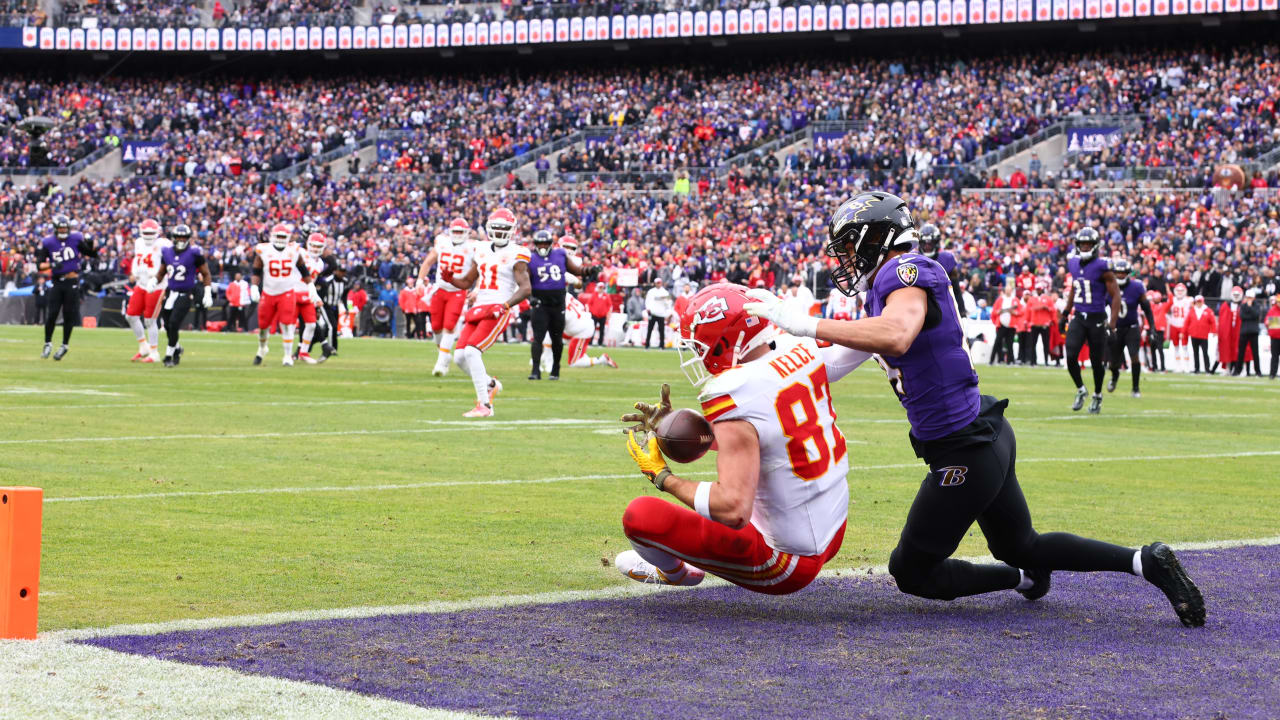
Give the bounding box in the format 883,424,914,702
626,430,672,491
620,383,673,434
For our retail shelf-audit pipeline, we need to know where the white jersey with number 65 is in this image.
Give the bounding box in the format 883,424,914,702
472,241,530,306
256,242,303,296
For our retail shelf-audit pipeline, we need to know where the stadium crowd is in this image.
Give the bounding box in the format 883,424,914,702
3,44,1276,187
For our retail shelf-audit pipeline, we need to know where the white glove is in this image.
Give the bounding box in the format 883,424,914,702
250,284,261,303
743,288,819,338
202,285,214,309
309,286,322,306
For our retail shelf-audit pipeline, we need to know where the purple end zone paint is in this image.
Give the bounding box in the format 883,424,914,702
84,546,1280,720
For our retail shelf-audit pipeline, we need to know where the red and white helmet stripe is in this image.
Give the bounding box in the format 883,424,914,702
486,208,517,247
139,218,161,242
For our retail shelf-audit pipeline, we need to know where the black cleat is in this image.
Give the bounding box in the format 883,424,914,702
163,356,175,368
1017,568,1052,601
52,345,68,361
1071,387,1087,411
321,342,334,359
528,370,541,380
252,354,263,366
40,342,52,359
1107,374,1118,393
1088,394,1102,414
548,373,560,381
1142,543,1205,628
173,346,184,366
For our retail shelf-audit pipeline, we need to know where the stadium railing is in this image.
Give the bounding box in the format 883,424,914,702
969,113,1143,172
0,143,114,177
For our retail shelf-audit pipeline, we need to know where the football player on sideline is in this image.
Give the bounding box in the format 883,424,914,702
252,223,312,367
125,218,168,363
418,217,476,376
1106,259,1155,397
1060,227,1120,414
36,214,99,360
154,225,213,367
538,292,617,372
744,191,1204,627
447,208,532,417
616,283,868,593
296,231,337,364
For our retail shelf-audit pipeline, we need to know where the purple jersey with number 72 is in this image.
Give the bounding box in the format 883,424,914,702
865,252,980,441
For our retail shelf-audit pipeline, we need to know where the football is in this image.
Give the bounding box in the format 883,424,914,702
656,408,714,464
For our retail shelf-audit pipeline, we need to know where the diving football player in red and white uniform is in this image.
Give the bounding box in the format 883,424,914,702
448,208,532,417
539,293,616,371
616,283,870,594
125,218,169,363
294,232,336,364
252,223,312,367
419,217,476,377
1164,283,1193,372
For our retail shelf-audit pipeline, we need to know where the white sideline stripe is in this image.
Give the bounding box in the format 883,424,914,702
0,386,128,396
0,420,613,447
42,533,1280,642
43,448,1280,504
0,639,496,720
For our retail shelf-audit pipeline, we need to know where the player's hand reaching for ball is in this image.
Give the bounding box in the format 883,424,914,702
621,382,673,434
626,431,672,491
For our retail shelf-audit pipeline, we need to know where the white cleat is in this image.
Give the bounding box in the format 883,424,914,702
614,550,704,587
282,356,294,367
431,359,450,377
148,351,161,364
602,353,618,369
487,377,503,405
462,402,494,418
299,352,318,365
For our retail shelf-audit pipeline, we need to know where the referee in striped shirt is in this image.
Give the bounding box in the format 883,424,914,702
318,266,349,356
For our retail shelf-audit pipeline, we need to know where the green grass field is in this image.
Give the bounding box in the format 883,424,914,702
1,324,1276,633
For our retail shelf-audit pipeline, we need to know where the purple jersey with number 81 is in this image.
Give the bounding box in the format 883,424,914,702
866,253,980,441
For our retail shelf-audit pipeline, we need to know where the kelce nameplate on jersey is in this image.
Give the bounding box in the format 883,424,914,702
769,343,817,379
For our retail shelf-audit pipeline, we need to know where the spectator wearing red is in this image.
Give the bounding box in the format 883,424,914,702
1218,287,1244,375
1008,168,1028,189
1147,290,1168,372
1266,295,1280,379
349,283,369,336
399,283,419,339
584,283,613,345
1186,295,1216,374
1013,289,1033,364
1026,288,1055,366
990,284,1019,365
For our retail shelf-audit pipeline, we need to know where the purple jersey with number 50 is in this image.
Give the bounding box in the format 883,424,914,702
1067,256,1111,313
866,253,980,441
40,233,87,277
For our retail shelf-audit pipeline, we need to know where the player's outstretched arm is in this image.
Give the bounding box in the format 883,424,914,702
418,248,437,285
625,421,760,529
450,264,478,291
813,287,928,357
505,261,532,309
1061,280,1076,332
1139,294,1156,327
295,255,312,284
199,260,214,308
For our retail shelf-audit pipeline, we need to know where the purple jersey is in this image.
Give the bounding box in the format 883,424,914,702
161,245,205,291
867,253,980,441
1116,279,1147,328
1067,256,1111,313
528,247,568,291
39,233,89,277
933,250,957,276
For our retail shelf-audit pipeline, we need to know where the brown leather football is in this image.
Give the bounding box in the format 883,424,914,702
656,408,714,464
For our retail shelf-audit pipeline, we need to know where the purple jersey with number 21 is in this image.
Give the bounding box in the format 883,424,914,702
866,253,980,441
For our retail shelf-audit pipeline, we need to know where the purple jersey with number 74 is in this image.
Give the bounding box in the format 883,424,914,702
865,252,980,441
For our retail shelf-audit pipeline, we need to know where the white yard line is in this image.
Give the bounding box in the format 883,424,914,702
42,448,1280,504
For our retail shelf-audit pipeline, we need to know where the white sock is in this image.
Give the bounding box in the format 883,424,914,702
166,345,176,358
257,333,269,356
145,320,159,349
1132,549,1143,578
282,328,294,359
1015,569,1034,591
439,331,456,352
436,349,451,368
301,323,316,350
464,347,490,405
127,315,145,342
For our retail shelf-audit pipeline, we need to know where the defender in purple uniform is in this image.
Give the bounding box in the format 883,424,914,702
155,225,213,367
745,191,1204,627
1107,259,1155,397
526,230,587,380
35,214,99,360
1061,228,1121,414
917,223,965,311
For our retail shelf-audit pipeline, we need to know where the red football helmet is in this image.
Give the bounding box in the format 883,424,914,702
1230,285,1244,303
138,218,161,244
270,223,292,249
486,207,517,247
1147,290,1163,303
558,235,578,255
306,232,327,255
677,283,778,387
448,217,469,244
1174,283,1188,299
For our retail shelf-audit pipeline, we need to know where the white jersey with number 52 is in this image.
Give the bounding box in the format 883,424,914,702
698,335,870,556
257,242,303,296
434,235,475,292
472,241,530,306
